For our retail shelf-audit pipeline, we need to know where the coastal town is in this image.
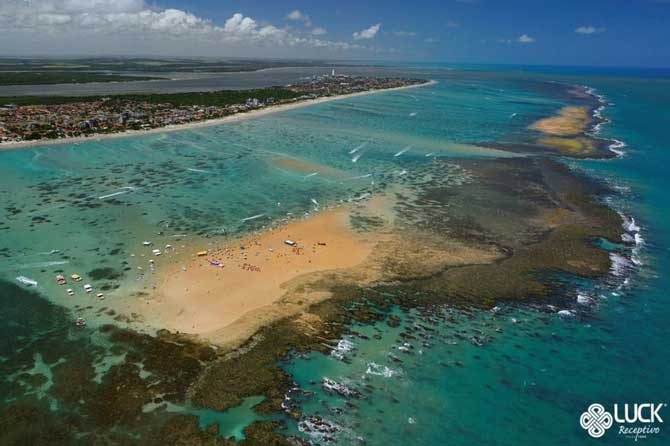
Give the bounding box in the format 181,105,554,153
0,74,424,143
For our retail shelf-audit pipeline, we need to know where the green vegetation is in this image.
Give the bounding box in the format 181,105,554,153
0,57,332,74
0,87,300,107
0,71,160,86
108,88,301,107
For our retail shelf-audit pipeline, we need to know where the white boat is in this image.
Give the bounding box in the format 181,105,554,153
284,239,297,247
16,276,38,287
84,284,93,293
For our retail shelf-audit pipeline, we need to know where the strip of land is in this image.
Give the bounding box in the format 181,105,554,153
0,71,161,86
0,77,435,148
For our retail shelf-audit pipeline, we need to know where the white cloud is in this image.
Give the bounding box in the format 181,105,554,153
446,20,460,28
286,9,311,26
517,34,535,43
0,0,370,56
424,37,440,43
392,30,417,37
311,27,327,36
353,23,381,40
575,26,606,35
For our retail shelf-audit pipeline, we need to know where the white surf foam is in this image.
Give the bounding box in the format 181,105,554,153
366,362,398,378
610,253,632,277
331,338,355,360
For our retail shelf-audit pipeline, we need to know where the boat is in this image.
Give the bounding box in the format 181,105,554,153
152,249,162,256
75,317,86,327
67,288,75,296
55,274,66,285
84,284,93,293
71,274,82,281
197,250,208,256
208,259,224,268
96,293,105,300
284,239,297,247
16,276,38,287
142,241,152,246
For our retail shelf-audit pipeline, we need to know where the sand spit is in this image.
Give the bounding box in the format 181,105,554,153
132,189,501,349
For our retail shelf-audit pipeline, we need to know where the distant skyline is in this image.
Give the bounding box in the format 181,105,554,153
1,0,669,67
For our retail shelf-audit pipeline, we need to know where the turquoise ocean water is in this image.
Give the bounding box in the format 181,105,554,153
0,66,668,444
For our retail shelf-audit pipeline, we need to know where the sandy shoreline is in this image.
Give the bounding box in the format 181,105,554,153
0,80,437,151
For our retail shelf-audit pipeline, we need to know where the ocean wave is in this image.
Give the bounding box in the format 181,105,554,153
576,292,594,305
582,84,627,157
608,139,627,157
610,252,633,277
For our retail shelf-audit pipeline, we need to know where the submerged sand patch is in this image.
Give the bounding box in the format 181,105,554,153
271,157,345,178
536,136,596,156
528,106,607,157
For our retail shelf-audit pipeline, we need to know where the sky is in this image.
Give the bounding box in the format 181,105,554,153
1,0,669,67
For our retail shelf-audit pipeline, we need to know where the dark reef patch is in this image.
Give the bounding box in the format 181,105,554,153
87,267,124,281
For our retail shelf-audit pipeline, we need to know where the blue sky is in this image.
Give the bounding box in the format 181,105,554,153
1,0,669,67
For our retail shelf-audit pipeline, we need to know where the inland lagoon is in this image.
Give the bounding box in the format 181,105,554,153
1,66,668,445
